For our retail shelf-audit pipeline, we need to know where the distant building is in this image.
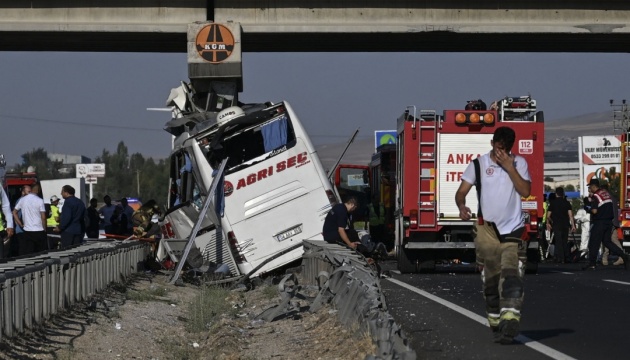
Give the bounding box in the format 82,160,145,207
544,162,580,182
48,153,91,175
544,151,578,163
48,153,91,164
543,150,580,189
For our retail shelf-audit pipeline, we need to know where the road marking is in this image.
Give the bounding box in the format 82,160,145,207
387,277,577,360
549,271,575,275
603,279,630,286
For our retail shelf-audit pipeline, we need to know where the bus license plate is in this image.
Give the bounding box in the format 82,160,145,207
275,225,303,242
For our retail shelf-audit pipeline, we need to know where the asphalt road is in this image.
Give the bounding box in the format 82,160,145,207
380,259,629,360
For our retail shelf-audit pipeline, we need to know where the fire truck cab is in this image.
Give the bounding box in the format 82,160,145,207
4,170,39,209
395,97,544,273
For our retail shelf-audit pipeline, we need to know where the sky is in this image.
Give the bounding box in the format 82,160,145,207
0,51,629,168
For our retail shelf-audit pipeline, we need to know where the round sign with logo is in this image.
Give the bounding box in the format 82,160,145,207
195,24,235,64
224,181,234,197
379,134,396,146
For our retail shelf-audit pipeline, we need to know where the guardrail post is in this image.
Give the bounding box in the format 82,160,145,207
0,273,6,341
14,270,25,334
2,272,16,338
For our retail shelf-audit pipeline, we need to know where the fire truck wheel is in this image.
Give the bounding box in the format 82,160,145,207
526,247,540,274
397,247,418,273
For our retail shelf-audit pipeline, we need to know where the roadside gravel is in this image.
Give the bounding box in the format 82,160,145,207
0,271,376,359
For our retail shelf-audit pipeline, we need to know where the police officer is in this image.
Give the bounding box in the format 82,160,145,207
584,178,629,270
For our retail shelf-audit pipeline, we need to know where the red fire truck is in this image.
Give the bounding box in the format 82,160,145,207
619,141,630,251
3,170,39,208
393,97,545,273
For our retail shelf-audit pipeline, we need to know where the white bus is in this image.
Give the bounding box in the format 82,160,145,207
161,101,336,277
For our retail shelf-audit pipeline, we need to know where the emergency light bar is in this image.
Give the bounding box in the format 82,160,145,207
454,111,495,126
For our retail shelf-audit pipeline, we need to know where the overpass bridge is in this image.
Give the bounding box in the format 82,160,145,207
1,1,630,53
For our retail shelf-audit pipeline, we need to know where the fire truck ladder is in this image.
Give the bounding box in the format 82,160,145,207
415,108,438,228
624,142,630,208
611,100,630,208
498,96,538,122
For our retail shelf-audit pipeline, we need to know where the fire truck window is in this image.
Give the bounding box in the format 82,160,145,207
341,169,370,200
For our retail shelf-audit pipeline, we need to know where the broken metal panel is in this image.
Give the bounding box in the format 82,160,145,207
190,140,218,202
199,227,239,276
255,272,302,322
170,158,229,284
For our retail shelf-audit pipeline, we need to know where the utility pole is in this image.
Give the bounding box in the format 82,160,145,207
136,170,141,198
611,99,630,207
611,99,630,134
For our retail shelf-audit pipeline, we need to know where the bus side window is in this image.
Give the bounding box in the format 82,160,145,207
170,152,196,207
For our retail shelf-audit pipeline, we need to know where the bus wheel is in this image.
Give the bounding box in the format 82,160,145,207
397,247,417,273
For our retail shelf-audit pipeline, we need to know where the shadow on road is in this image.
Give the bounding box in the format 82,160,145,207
520,328,575,342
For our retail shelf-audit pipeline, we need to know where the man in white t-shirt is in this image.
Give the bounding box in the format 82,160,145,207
455,126,531,345
12,183,47,256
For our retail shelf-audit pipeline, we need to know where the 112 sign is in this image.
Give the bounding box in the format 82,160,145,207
519,140,533,154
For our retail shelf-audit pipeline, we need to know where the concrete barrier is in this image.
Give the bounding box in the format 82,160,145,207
301,240,416,360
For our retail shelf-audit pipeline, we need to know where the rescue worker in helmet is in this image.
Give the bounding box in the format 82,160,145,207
132,200,161,239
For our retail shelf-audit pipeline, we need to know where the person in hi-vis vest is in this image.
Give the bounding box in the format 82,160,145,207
46,195,60,234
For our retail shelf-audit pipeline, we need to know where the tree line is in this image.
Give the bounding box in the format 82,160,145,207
14,141,169,208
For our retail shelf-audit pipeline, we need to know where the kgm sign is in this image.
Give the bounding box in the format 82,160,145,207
195,24,235,64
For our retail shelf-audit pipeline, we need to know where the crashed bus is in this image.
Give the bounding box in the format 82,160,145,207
160,100,336,279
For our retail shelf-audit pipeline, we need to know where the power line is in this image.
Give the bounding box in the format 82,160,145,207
0,113,164,132
0,113,377,139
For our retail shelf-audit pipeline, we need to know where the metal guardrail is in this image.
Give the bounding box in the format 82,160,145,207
0,240,150,341
301,240,416,360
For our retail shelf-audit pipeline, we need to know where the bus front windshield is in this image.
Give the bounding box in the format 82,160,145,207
203,114,297,174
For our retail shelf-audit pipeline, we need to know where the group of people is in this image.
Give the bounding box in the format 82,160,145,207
581,179,629,270
0,185,162,258
285,126,630,346
321,127,528,344
93,195,135,237
0,183,87,257
454,126,630,344
542,180,628,269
